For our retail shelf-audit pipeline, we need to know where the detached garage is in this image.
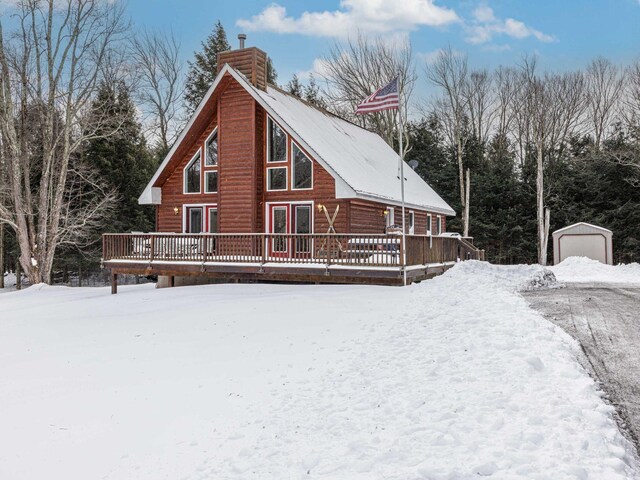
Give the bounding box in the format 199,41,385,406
553,222,613,265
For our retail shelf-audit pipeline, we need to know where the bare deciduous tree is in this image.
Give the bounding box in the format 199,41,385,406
623,61,640,137
131,29,184,155
0,0,127,284
464,69,495,147
426,47,471,236
320,33,416,146
517,59,586,265
585,57,624,149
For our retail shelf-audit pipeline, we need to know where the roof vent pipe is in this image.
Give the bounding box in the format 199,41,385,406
238,33,246,49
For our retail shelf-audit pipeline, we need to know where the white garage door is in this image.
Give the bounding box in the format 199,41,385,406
558,234,607,263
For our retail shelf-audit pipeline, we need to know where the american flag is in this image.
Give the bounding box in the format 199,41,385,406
355,77,400,114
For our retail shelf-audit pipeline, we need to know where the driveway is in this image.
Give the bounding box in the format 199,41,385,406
524,283,640,452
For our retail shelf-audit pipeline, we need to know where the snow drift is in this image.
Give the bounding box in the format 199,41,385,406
0,262,638,479
551,256,640,284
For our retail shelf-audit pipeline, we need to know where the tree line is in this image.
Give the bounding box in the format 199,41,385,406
0,3,638,287
313,38,640,265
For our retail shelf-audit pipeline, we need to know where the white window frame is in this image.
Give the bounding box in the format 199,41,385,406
427,214,433,236
386,207,395,228
204,128,218,167
291,141,313,191
182,203,217,233
183,150,202,194
266,115,287,164
265,201,314,234
436,215,442,235
266,166,288,191
207,207,218,233
185,206,204,233
204,170,218,193
409,210,415,235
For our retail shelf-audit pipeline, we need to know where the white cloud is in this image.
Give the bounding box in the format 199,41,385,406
465,5,554,45
236,0,459,38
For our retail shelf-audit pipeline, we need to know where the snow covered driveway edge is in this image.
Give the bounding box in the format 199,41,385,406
550,256,640,284
0,262,639,479
404,261,640,479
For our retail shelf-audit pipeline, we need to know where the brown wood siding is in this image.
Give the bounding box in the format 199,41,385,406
157,117,219,233
255,104,265,232
217,48,267,90
218,79,257,233
262,112,348,234
349,200,386,234
348,199,444,235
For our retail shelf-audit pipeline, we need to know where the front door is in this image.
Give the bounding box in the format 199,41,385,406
293,204,312,258
269,204,290,257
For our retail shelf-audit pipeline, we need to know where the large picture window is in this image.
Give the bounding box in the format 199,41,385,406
267,167,287,191
205,129,218,166
267,116,286,163
292,142,312,190
184,152,201,193
205,171,218,193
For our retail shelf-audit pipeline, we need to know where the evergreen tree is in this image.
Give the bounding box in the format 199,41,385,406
286,74,303,97
286,73,326,108
267,57,278,85
185,21,231,112
83,81,156,234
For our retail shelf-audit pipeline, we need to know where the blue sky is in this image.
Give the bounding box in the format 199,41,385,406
130,0,639,99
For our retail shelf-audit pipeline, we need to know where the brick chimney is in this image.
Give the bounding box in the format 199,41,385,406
217,34,268,91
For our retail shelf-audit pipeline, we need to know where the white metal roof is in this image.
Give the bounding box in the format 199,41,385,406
140,65,455,216
552,222,613,237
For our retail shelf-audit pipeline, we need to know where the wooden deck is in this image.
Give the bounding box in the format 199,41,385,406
102,233,484,292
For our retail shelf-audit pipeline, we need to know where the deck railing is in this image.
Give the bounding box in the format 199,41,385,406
102,233,484,268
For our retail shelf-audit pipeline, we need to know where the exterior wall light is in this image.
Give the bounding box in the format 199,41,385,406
173,207,180,215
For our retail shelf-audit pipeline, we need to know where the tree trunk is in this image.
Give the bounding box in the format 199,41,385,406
457,134,467,236
536,145,548,265
464,168,470,238
15,260,21,290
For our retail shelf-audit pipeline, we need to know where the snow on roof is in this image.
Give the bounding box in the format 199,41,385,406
253,84,454,215
140,65,455,215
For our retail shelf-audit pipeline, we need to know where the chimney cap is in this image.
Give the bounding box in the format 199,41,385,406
238,33,247,49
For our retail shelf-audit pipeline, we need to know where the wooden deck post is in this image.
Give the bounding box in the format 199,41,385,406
111,273,118,295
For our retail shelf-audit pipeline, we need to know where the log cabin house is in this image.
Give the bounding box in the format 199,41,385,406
102,37,483,292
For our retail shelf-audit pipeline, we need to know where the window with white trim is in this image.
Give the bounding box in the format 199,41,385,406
267,167,287,191
409,211,415,234
186,207,203,233
386,207,395,229
267,116,286,163
294,204,312,253
208,208,218,233
205,129,218,166
292,142,312,190
436,215,442,235
205,171,218,193
184,152,201,193
427,214,433,235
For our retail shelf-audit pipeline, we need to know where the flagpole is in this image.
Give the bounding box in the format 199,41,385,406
397,85,407,287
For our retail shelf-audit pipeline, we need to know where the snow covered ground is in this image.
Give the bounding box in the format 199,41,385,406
1,262,638,479
550,256,640,284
